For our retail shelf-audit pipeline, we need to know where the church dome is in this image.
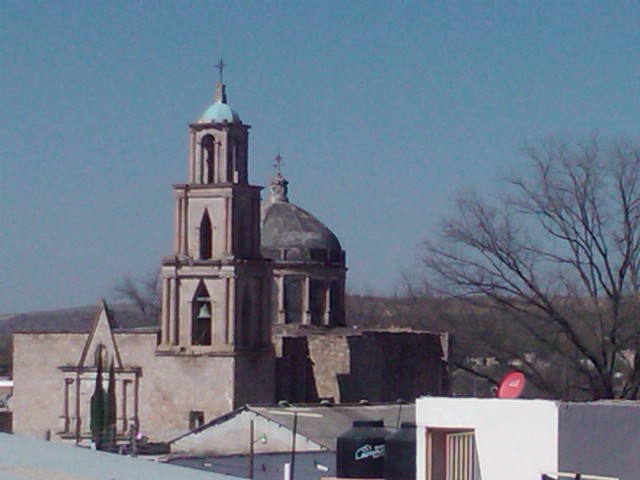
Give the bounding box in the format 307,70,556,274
262,172,344,264
200,100,241,123
198,82,241,124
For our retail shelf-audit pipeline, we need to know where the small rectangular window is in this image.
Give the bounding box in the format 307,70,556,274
427,429,478,480
189,411,205,430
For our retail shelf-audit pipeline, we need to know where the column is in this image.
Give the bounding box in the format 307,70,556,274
277,276,285,324
169,277,178,345
302,276,311,325
227,277,235,344
225,197,231,255
161,278,170,345
181,193,188,256
323,283,331,326
189,131,196,184
63,378,73,433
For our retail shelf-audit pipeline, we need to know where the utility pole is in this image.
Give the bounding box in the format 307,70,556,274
249,420,254,479
290,412,298,480
267,408,322,480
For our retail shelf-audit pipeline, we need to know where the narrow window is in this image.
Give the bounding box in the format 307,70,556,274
330,280,344,326
284,276,304,324
201,135,215,184
199,210,213,260
189,411,205,430
192,282,212,345
310,279,326,326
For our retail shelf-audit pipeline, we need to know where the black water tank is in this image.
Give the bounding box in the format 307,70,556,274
384,422,416,480
337,419,391,478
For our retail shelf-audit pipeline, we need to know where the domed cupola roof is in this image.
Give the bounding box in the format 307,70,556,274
198,60,241,124
199,83,241,124
262,159,345,264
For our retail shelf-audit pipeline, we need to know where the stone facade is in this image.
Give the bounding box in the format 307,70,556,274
12,303,275,441
11,74,449,444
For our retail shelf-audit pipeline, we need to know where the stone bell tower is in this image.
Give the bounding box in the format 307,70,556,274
157,61,274,408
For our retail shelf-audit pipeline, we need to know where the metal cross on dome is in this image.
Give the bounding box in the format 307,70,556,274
274,153,283,175
216,57,227,83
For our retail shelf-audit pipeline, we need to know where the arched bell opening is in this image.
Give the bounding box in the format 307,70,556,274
201,134,215,184
192,282,212,346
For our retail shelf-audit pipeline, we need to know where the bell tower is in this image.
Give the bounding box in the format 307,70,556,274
158,61,272,368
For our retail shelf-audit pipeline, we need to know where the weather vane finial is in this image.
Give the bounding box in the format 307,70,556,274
215,57,227,84
274,153,283,175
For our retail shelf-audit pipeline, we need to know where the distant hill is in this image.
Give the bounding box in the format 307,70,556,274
0,303,157,335
0,304,158,373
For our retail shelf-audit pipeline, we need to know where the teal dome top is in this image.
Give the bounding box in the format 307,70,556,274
198,83,241,124
200,101,241,123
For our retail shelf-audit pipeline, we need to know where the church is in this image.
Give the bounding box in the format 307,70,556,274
11,70,448,443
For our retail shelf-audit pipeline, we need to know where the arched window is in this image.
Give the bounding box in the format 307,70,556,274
310,279,326,326
192,282,212,346
199,210,213,260
330,280,345,326
284,276,304,324
201,135,215,184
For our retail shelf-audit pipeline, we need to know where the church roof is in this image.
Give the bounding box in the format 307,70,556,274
261,170,344,264
262,202,342,256
199,100,241,124
198,81,241,124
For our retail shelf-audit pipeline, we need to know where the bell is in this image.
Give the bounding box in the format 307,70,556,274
197,303,211,319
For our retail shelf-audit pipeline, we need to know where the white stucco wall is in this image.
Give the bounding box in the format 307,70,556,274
172,410,324,456
416,397,558,480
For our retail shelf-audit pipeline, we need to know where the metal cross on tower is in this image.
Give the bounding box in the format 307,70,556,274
216,57,227,84
274,154,283,175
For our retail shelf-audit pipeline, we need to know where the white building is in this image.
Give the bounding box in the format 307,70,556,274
416,397,639,480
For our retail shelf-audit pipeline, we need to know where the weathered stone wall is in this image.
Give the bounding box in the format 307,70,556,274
275,330,447,405
12,333,85,439
13,331,276,443
307,335,350,402
234,349,275,408
111,333,239,441
339,331,446,402
275,337,314,403
14,327,445,443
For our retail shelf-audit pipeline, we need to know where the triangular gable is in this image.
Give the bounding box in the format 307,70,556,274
171,405,327,456
78,299,124,369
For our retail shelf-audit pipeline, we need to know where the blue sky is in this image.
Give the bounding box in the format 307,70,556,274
2,1,639,313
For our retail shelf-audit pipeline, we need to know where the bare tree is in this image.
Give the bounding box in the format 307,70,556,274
113,270,161,322
423,137,640,400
